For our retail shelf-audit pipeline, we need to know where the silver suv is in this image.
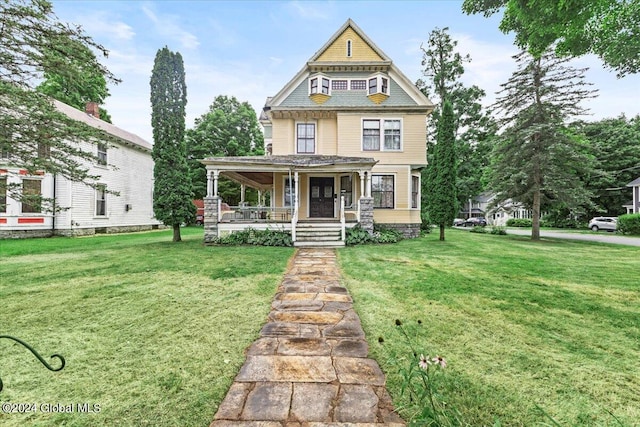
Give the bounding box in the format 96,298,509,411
588,217,617,232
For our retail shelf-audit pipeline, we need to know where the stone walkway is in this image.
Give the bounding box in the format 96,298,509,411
210,248,405,427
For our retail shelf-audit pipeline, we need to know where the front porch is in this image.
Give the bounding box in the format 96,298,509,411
201,155,378,246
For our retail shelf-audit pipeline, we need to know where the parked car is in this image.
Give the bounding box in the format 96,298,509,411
464,217,487,227
588,216,617,232
453,218,465,226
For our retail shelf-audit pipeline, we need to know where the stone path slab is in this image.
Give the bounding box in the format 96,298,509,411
210,248,404,426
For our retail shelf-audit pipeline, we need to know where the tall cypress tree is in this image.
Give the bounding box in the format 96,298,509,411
150,46,193,242
427,100,457,241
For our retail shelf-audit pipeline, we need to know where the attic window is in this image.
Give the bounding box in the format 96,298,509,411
346,40,352,57
368,75,390,96
309,75,330,95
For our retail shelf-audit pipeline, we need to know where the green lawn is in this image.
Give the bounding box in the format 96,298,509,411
0,228,293,427
339,230,640,426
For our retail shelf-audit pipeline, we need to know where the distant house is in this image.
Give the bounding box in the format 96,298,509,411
624,176,640,214
201,19,434,246
461,192,541,226
0,100,161,238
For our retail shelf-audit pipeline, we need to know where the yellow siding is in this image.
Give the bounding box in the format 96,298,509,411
316,28,383,62
271,118,294,155
318,118,337,155
374,209,421,224
335,113,427,165
310,93,330,104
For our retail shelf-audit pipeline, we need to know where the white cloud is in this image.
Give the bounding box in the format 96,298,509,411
141,4,200,50
287,1,330,20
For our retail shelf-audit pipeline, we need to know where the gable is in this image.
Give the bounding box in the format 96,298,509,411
315,27,384,62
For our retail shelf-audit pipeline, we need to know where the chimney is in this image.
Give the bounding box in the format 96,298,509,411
85,102,100,118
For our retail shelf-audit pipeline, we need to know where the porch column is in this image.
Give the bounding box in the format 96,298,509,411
240,184,246,206
203,195,220,245
358,171,366,199
206,170,213,197
292,171,299,242
213,170,219,197
366,172,372,197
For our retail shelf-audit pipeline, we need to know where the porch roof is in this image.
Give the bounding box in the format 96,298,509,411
201,155,378,190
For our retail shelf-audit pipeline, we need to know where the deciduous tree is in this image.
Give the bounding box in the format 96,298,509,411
462,0,640,77
185,95,263,201
150,46,193,242
489,49,597,240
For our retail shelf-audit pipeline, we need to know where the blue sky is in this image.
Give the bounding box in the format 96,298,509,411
52,0,640,143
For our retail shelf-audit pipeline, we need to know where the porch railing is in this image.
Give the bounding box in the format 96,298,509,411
219,206,293,223
340,195,346,241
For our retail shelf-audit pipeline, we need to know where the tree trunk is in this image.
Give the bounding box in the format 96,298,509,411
439,224,445,241
532,185,541,241
172,224,182,242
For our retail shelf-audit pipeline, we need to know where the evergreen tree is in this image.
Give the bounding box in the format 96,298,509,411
185,95,264,200
416,27,495,219
150,46,193,242
490,50,597,240
1,0,118,209
427,101,457,241
36,40,113,122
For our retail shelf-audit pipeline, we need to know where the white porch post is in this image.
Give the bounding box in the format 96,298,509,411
359,170,366,199
206,170,213,197
240,184,246,206
366,172,372,197
213,170,219,197
292,171,299,242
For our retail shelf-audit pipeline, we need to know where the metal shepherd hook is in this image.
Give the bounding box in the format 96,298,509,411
0,335,66,393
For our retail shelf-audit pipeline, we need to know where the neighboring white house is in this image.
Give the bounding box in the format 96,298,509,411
0,100,161,238
623,177,640,214
462,192,540,226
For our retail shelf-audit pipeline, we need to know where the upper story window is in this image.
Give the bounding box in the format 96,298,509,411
332,80,348,91
309,75,330,95
296,123,316,154
362,119,402,151
21,178,42,213
368,75,389,96
97,143,107,165
350,80,366,90
346,40,352,57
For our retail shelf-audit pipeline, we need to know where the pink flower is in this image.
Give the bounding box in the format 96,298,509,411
432,355,447,368
418,354,430,370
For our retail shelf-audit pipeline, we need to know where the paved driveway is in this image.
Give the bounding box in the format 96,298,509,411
503,228,640,247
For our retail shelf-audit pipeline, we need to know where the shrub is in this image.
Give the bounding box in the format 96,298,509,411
213,228,292,246
345,224,376,245
346,223,404,245
469,225,487,233
506,218,532,227
617,213,640,235
490,226,507,235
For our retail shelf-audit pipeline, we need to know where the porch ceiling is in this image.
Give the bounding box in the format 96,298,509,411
202,155,378,190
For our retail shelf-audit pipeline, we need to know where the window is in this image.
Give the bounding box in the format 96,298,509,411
372,175,394,209
283,178,293,207
362,120,380,151
340,175,353,208
368,78,377,95
321,78,330,95
296,123,315,154
21,179,41,213
368,75,390,95
362,119,402,151
38,142,50,159
95,185,106,216
384,120,401,150
346,40,352,57
331,80,348,91
350,80,366,90
412,176,420,209
0,176,6,213
309,75,330,95
97,143,107,165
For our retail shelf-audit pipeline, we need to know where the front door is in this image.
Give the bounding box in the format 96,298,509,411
309,177,335,218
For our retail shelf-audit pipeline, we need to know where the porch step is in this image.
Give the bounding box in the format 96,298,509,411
294,223,345,247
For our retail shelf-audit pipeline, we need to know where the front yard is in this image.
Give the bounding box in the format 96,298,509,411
1,228,638,426
339,230,640,426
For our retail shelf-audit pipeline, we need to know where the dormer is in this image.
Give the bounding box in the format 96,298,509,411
367,73,389,104
309,73,331,104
